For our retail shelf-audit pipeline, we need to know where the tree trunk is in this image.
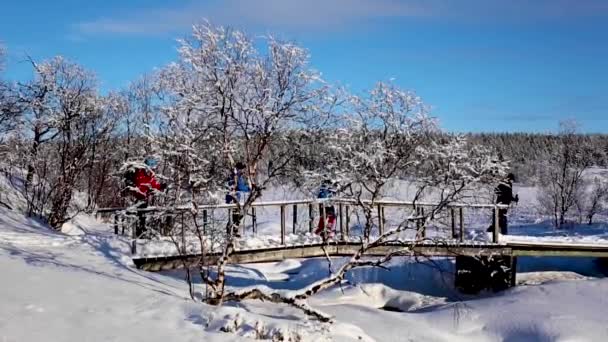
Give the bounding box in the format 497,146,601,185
48,182,73,230
26,129,42,185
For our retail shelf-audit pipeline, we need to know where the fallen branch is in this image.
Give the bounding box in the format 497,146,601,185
213,288,334,323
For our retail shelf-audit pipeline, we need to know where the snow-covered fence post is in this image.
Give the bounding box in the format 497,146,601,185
493,206,500,243
292,204,297,234
251,208,257,234
131,224,137,255
280,205,286,245
319,204,326,238
308,203,314,233
459,207,465,242
416,206,425,238
181,212,186,254
345,205,350,237
339,203,344,241
202,210,208,235
451,207,456,239
377,204,384,235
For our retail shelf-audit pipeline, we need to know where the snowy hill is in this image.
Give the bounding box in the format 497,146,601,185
1,205,608,341
1,168,608,341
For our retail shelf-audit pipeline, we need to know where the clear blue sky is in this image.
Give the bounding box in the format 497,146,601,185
2,0,608,133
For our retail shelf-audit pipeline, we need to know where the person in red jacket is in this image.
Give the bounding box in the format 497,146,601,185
133,160,162,202
130,157,164,238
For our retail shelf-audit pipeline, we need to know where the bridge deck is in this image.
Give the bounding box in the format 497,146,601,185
132,241,608,272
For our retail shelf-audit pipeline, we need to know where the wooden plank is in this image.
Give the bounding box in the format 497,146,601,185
133,243,514,271
97,199,509,215
133,239,608,272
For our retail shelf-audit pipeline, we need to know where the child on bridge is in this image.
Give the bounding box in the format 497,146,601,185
225,162,251,237
315,179,338,240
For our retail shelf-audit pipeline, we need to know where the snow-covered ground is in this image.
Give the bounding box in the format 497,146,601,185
2,174,608,341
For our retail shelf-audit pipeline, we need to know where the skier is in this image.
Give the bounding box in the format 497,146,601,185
225,162,251,237
314,179,337,240
487,172,519,235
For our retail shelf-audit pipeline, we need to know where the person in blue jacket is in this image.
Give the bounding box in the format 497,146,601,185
315,179,337,239
226,162,250,236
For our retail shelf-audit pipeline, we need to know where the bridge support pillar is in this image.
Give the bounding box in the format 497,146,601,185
455,255,516,294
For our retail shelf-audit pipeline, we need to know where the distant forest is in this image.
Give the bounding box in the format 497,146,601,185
466,133,608,184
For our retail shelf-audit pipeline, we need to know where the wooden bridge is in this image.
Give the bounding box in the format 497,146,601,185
130,240,608,272
96,198,608,272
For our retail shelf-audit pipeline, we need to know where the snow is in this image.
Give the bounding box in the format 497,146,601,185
2,173,608,341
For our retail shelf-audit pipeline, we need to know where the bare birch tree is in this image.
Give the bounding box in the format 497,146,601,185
538,120,598,227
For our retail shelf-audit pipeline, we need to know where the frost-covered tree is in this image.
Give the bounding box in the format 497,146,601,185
0,45,23,142
538,120,600,227
143,22,334,302
577,177,608,225
16,57,118,228
223,83,506,321
301,82,505,240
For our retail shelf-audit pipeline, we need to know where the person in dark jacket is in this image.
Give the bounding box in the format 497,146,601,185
488,173,519,234
225,162,251,237
314,179,337,240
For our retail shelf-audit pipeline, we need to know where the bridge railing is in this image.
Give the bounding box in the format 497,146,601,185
95,198,508,254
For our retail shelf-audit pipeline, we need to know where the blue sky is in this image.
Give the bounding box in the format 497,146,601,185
1,0,608,133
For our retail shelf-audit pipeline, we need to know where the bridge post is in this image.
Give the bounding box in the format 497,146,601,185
451,207,456,239
459,207,464,242
308,203,314,233
511,257,518,287
280,205,286,245
203,209,208,235
455,254,516,294
339,203,344,241
493,206,500,243
114,214,118,235
181,213,186,254
320,204,326,238
292,204,297,234
131,219,137,255
377,204,384,235
345,205,350,237
416,206,426,238
251,207,257,234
